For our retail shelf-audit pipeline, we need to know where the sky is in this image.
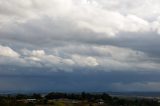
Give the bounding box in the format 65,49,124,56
1,0,160,92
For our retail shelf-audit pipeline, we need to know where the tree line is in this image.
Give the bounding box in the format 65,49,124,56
0,92,159,106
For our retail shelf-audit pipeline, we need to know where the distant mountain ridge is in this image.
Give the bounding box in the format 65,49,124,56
108,92,160,97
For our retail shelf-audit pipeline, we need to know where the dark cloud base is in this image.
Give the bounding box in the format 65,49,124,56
1,70,160,92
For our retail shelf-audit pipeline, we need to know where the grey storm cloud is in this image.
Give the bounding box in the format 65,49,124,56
0,0,160,91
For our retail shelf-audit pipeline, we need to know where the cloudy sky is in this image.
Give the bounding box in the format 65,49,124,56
1,0,160,92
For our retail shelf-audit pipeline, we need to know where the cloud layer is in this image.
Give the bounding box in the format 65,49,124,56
0,0,160,91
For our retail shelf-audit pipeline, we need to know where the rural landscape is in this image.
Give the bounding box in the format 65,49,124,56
0,92,160,106
1,0,160,105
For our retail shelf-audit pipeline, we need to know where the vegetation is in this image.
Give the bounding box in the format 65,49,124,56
0,92,159,106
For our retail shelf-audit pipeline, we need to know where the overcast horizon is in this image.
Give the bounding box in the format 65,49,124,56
1,0,160,92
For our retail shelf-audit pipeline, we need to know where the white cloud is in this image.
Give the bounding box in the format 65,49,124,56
22,49,73,66
30,50,45,57
13,45,160,71
72,54,98,67
0,43,160,72
0,0,159,37
0,0,160,73
24,49,98,68
0,45,19,57
152,17,160,34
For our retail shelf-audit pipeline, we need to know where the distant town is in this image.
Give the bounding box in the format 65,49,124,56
0,92,160,106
